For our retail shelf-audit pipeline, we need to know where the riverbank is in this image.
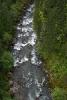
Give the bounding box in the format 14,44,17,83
0,0,33,100
34,0,67,100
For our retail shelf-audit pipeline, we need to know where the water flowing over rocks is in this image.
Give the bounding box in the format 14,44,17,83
12,4,52,100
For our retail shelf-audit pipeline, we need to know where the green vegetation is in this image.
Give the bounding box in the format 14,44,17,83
0,0,32,99
34,0,67,99
52,87,67,100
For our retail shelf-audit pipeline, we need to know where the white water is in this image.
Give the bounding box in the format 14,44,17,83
12,4,52,100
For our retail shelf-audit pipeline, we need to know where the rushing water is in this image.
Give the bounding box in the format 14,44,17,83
12,4,52,100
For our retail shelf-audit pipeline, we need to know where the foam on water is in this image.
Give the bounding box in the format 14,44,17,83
28,33,37,46
22,27,32,33
12,4,51,100
23,32,29,36
28,93,34,100
22,27,28,32
14,58,19,66
17,26,21,30
31,48,42,65
19,55,28,64
23,18,33,26
14,42,28,50
14,55,28,66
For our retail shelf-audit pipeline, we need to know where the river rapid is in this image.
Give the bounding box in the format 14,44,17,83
12,4,52,100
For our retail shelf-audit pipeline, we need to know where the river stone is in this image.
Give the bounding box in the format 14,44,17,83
10,86,18,94
8,72,12,78
9,80,13,86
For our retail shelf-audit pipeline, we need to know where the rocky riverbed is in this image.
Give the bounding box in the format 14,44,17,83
11,4,52,100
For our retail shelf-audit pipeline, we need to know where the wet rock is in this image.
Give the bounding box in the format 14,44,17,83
36,97,39,100
39,93,43,97
10,86,18,95
9,80,13,86
8,72,12,78
10,88,15,97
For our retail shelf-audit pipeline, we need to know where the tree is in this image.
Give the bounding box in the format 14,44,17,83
1,51,13,71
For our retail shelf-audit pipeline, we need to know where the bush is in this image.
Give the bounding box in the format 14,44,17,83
52,87,67,100
34,0,67,99
1,51,13,71
3,32,12,46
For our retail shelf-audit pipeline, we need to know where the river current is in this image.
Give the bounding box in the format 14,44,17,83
12,4,52,100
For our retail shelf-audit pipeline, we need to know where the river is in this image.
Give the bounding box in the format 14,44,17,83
12,4,52,100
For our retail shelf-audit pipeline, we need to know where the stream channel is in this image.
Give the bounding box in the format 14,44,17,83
12,4,52,100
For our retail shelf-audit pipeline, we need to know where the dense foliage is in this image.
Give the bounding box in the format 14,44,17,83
34,0,67,99
0,0,32,99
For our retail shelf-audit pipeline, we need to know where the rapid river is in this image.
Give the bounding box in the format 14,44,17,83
12,4,52,100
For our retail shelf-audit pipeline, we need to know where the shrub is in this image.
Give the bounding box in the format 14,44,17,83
52,87,67,100
1,51,13,71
